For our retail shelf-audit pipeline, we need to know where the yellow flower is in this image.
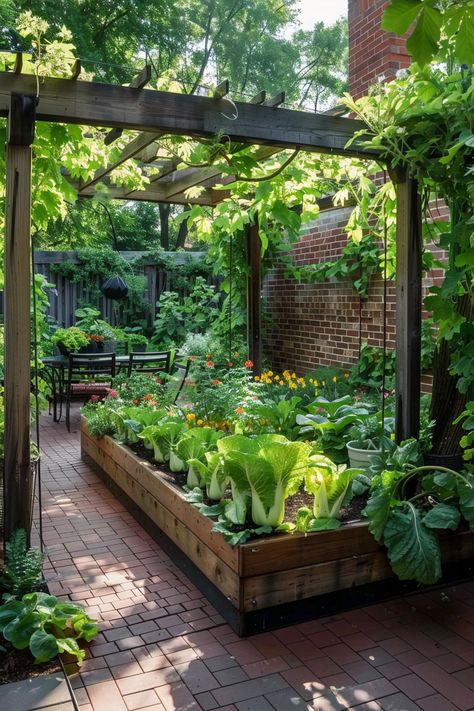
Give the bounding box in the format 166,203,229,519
309,378,314,384
321,380,326,386
197,419,204,426
314,380,319,387
332,376,337,383
291,372,296,379
254,375,260,382
267,370,273,377
298,377,305,384
344,372,350,379
289,382,297,389
186,413,196,421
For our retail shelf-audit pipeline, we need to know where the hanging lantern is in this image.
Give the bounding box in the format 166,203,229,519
101,275,129,300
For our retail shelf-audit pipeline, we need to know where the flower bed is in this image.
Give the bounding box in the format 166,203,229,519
81,419,474,635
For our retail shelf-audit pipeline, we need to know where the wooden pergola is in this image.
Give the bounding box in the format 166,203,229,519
0,69,422,538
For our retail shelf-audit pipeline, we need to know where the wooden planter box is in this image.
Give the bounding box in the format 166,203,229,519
81,420,474,635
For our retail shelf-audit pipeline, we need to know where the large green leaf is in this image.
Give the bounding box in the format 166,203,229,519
0,601,24,631
29,629,58,663
363,470,401,543
423,503,460,531
406,6,442,67
382,0,423,35
5,611,42,649
383,504,441,584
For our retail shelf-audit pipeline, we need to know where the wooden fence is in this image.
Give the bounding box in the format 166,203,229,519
25,250,211,328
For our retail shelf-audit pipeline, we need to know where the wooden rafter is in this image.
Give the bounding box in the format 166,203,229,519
0,73,374,158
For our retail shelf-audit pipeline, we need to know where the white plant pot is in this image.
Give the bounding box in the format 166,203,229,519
346,441,382,471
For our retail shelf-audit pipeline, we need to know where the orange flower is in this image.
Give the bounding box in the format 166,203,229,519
234,406,245,414
206,360,214,367
212,378,221,386
244,360,253,368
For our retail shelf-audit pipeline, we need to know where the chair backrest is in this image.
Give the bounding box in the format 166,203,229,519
127,350,171,377
68,352,116,382
171,357,192,403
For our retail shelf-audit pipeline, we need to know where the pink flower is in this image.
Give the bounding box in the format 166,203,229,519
106,388,118,398
228,361,234,368
90,395,100,403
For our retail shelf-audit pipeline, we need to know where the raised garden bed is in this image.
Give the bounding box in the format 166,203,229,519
81,420,474,635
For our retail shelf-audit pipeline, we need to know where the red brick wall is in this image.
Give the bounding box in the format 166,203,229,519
263,1,441,390
348,0,410,98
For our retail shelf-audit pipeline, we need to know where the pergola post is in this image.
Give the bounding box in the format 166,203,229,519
4,93,36,543
247,218,262,374
393,171,422,443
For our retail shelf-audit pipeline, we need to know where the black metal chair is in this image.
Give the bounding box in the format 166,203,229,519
171,357,192,403
65,352,116,431
127,350,171,377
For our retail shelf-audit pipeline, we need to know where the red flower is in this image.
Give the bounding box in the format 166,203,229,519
206,360,214,367
244,360,253,368
106,388,118,398
90,394,100,403
212,378,221,386
228,361,234,368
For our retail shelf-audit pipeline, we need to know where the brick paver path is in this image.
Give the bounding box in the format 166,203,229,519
38,406,474,711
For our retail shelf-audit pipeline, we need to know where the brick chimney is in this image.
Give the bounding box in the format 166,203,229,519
348,0,410,99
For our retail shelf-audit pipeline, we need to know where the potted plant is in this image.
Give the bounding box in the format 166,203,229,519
127,333,148,353
51,327,90,355
346,415,393,470
88,320,117,351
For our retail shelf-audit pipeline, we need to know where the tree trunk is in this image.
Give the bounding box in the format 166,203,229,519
175,211,189,249
159,203,170,249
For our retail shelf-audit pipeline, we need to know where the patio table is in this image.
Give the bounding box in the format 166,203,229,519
42,354,129,422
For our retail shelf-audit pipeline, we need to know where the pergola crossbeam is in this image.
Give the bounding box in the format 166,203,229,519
0,74,375,158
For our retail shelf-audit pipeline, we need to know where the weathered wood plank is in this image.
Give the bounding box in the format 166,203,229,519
239,523,380,577
3,93,35,542
393,173,422,442
242,551,393,611
0,74,374,158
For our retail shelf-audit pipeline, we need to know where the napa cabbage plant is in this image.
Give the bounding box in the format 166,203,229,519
122,408,169,444
304,455,362,529
176,427,225,486
224,437,310,527
138,419,185,466
188,451,228,500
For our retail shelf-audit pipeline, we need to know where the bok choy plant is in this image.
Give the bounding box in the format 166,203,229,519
223,436,310,527
176,427,224,487
303,455,362,530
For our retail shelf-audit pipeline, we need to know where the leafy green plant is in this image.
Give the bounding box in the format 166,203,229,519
244,396,305,440
0,592,98,664
222,435,310,527
348,343,396,393
0,530,46,597
189,451,228,500
364,465,474,585
153,277,220,349
51,327,90,353
176,427,224,487
455,402,474,461
138,419,185,466
296,395,373,463
303,455,361,529
348,415,394,451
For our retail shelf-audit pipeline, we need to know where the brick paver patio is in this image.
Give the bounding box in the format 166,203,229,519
37,406,474,711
